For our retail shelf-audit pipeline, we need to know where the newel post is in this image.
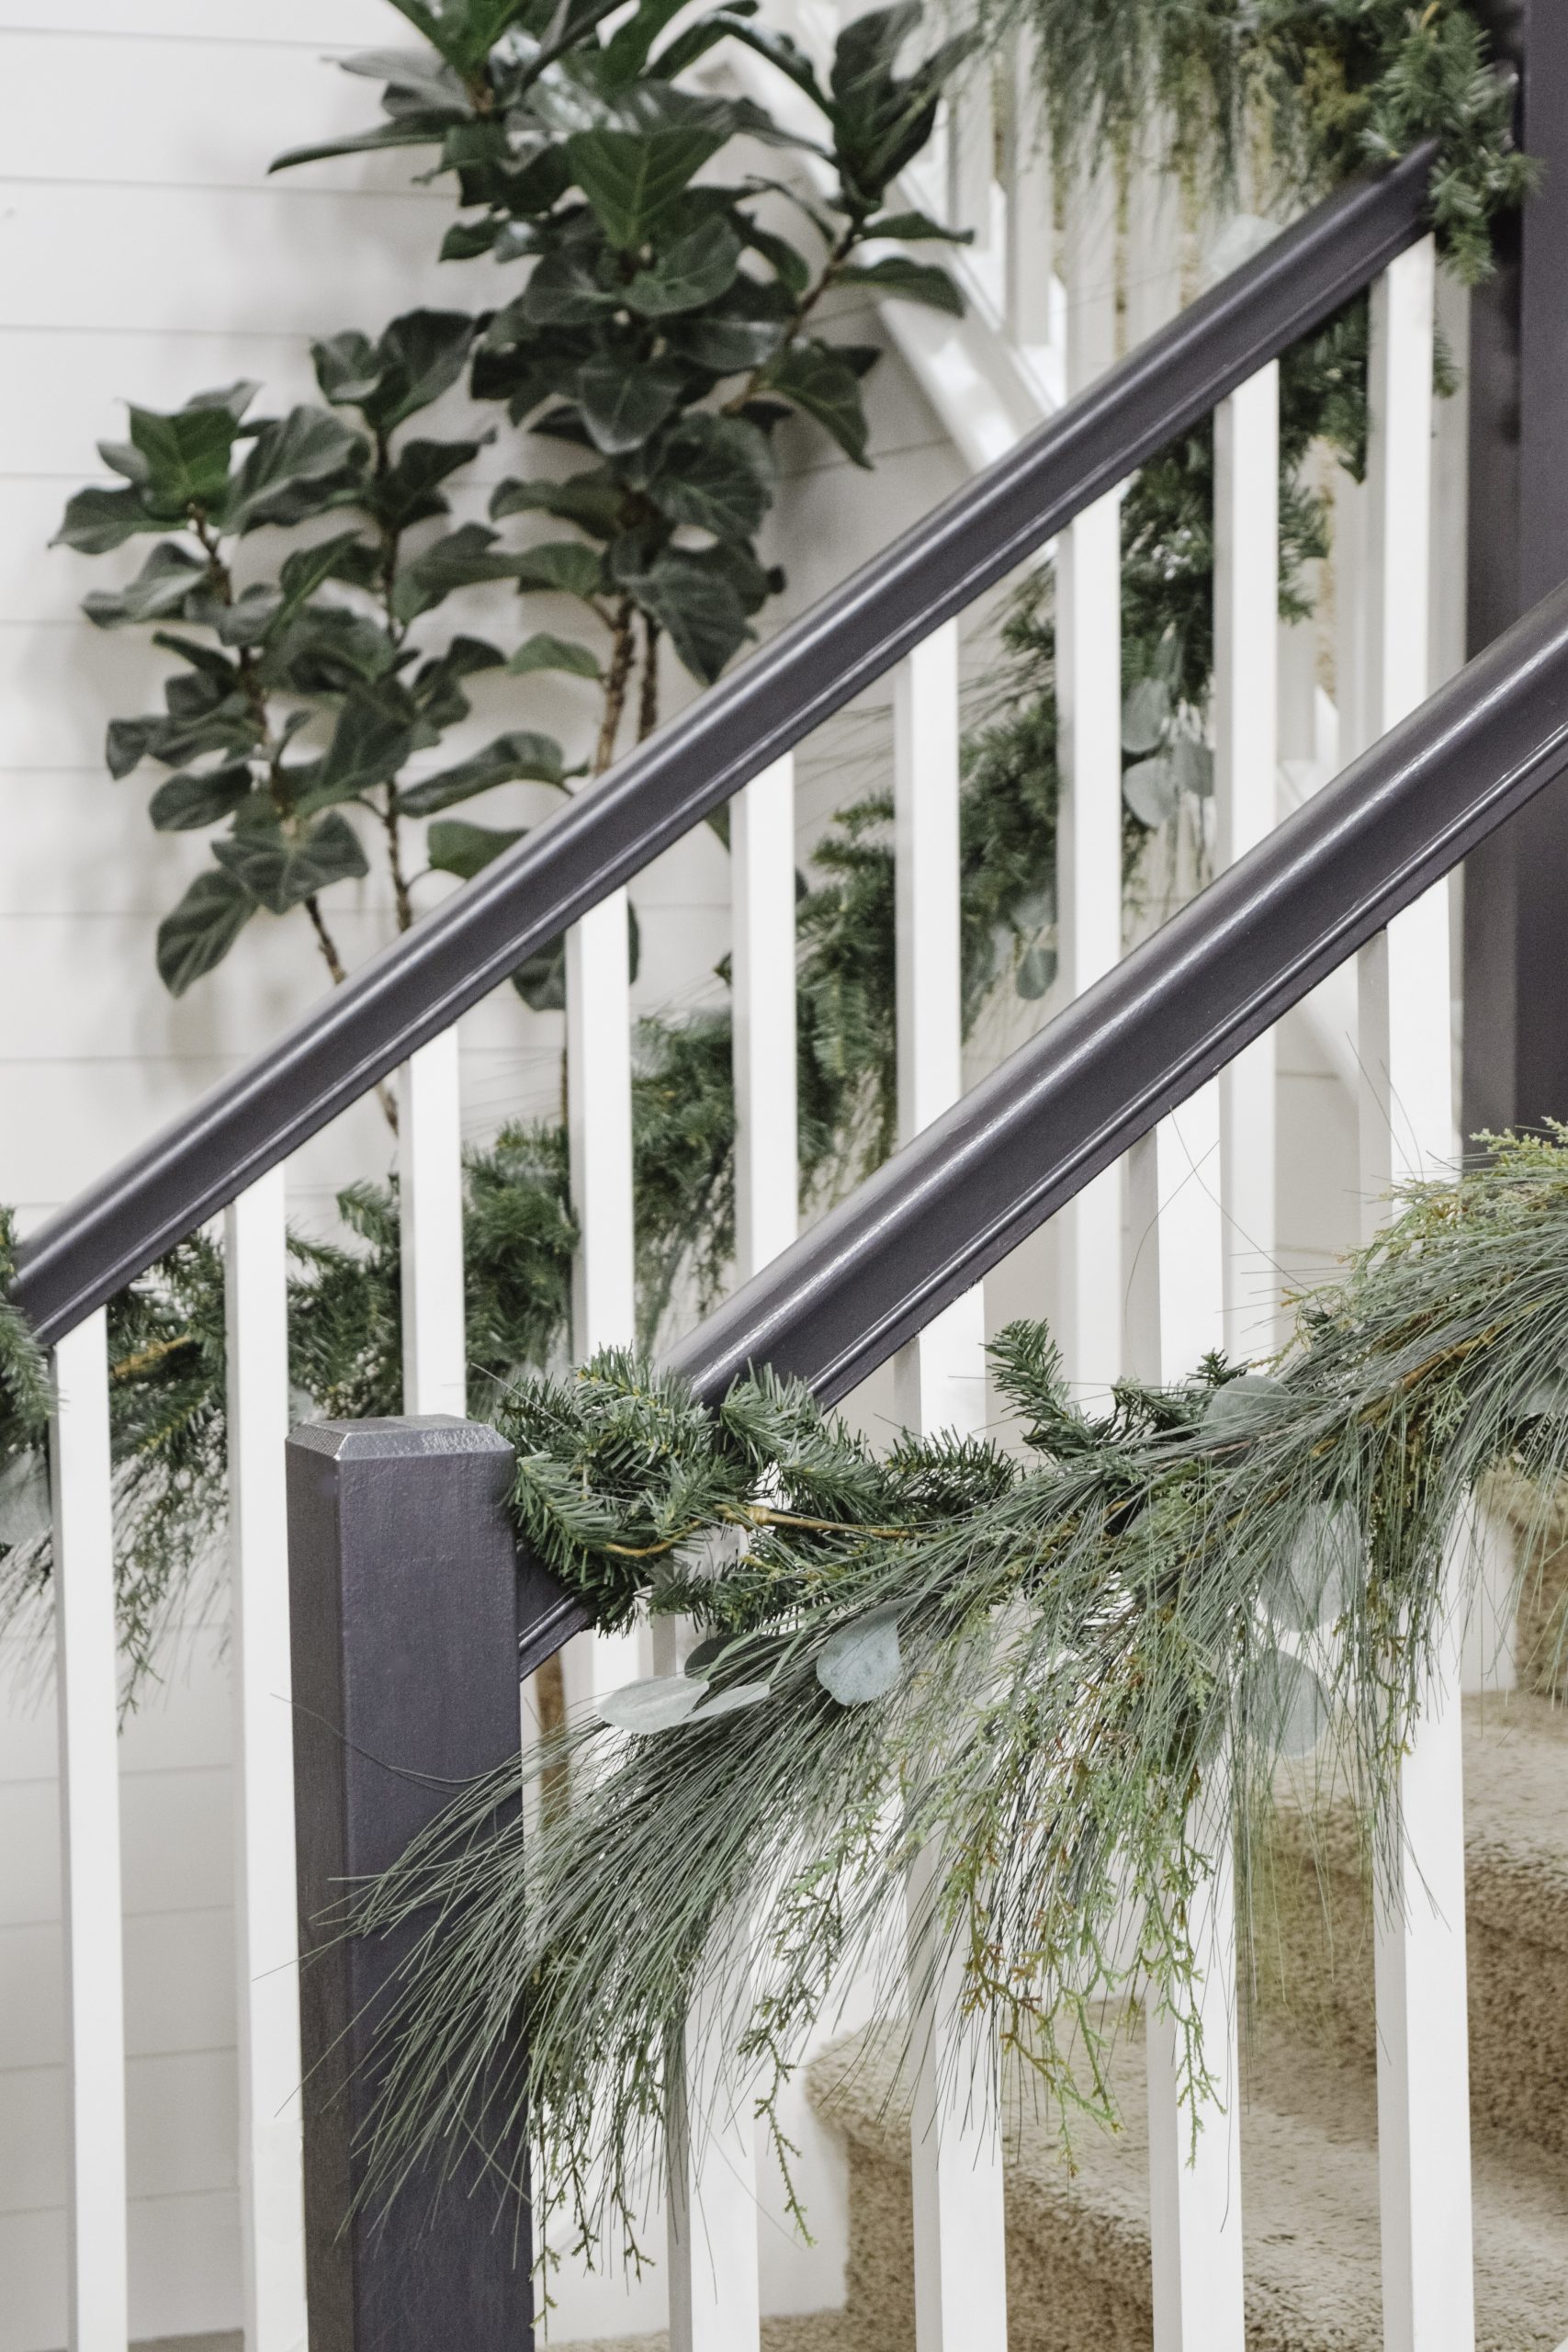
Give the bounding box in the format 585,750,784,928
286,1416,533,2350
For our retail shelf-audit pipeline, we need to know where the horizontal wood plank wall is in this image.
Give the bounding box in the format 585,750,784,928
0,10,970,2346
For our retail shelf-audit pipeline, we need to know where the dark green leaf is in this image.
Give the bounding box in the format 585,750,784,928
272,114,462,172
744,222,810,295
510,934,566,1010
566,124,728,249
265,605,400,695
649,413,774,539
53,485,165,556
625,219,742,316
227,408,368,535
81,541,206,629
276,529,375,627
426,817,525,879
490,471,625,537
834,255,963,314
148,763,254,832
339,45,475,116
214,809,369,915
863,208,973,243
305,681,419,808
214,584,283,646
762,341,873,465
522,252,621,327
649,0,761,81
344,311,478,430
576,357,685,456
665,312,783,372
369,436,481,533
156,865,257,995
511,539,605,600
398,729,566,814
442,216,502,261
599,0,694,85
126,401,243,516
508,631,602,679
389,522,525,621
616,548,751,682
107,717,164,779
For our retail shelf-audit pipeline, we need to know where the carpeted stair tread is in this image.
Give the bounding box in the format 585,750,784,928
1258,1691,1568,2156
807,2014,1568,2351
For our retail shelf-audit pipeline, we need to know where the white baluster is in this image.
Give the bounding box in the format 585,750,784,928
1359,234,1475,2352
1126,1087,1245,2352
1061,160,1118,394
890,619,1007,2348
50,1307,129,2352
906,1841,1008,2352
397,1026,468,1417
1056,494,1124,1400
667,1916,761,2352
947,61,994,252
1005,33,1053,348
224,1171,308,2352
566,895,640,1694
1213,363,1280,1356
893,619,988,1438
732,755,798,1283
568,896,637,1355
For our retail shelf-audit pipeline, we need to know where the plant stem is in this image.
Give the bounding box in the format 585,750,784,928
637,616,660,743
594,599,638,775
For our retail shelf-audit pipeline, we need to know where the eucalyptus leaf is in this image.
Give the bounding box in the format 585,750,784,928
1258,1648,1330,1759
1261,1504,1360,1634
1122,675,1170,755
594,1673,706,1733
689,1679,773,1720
0,1449,51,1551
1169,736,1214,798
1202,1374,1286,1438
817,1604,903,1705
1122,753,1181,829
1015,940,1056,1000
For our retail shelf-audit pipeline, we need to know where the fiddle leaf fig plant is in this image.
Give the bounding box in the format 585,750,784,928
57,0,971,1031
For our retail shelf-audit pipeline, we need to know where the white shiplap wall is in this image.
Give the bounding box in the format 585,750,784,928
0,7,967,2344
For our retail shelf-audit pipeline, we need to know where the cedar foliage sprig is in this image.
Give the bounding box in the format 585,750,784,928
347,1133,1568,2262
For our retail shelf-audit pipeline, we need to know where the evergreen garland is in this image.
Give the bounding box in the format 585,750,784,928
346,1133,1568,2260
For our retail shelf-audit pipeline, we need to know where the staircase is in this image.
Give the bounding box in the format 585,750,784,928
12,108,1568,2352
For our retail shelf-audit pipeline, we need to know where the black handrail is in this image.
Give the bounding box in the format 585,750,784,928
10,145,1434,1350
673,581,1568,1404
512,577,1568,1672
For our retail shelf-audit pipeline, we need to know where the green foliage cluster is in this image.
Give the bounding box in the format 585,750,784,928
1000,0,1536,284
57,0,973,1005
352,1134,1568,2257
